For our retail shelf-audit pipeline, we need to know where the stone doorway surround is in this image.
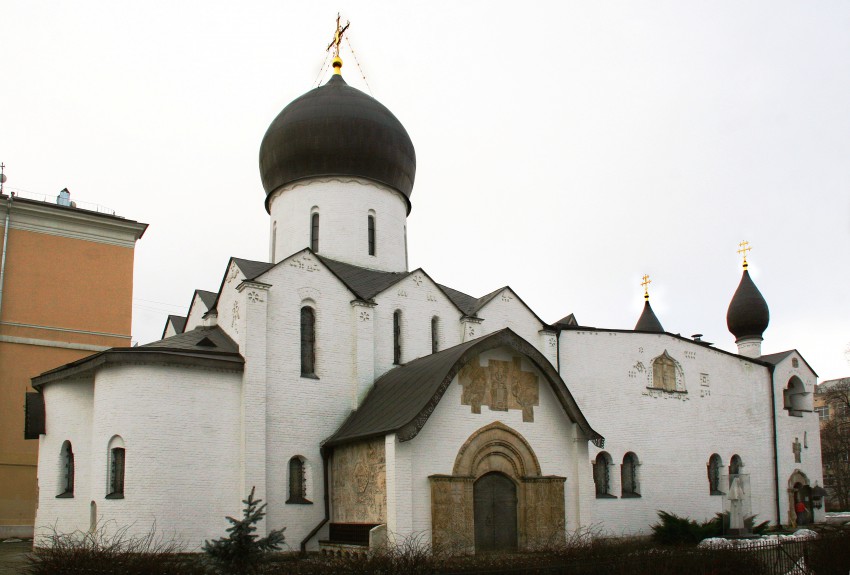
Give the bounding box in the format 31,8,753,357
429,422,566,553
787,469,811,527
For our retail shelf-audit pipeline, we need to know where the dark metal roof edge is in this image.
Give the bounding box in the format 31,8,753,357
325,328,604,449
473,286,548,330
32,348,244,388
760,349,818,378
558,325,773,367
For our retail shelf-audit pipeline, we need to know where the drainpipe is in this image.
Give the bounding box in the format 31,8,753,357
300,446,330,553
0,194,12,321
767,364,782,526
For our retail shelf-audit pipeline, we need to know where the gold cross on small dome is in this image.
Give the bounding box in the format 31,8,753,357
641,274,651,301
737,240,752,269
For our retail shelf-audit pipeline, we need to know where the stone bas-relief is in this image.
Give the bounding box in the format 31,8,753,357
430,476,474,551
459,355,539,422
332,438,386,523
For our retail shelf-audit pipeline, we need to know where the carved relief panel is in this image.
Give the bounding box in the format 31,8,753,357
459,355,539,422
430,476,474,552
331,438,386,523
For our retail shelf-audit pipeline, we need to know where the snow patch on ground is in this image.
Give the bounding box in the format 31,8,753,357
698,529,818,549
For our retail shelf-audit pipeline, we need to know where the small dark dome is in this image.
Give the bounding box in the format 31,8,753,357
726,269,770,341
634,301,664,333
259,74,416,213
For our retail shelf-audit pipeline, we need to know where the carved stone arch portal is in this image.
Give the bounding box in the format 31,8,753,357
787,469,812,527
431,422,565,554
453,422,542,479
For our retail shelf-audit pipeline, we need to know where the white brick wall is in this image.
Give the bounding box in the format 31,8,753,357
36,364,243,549
561,330,785,534
268,178,409,272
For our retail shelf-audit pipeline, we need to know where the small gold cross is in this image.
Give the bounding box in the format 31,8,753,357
737,241,752,269
326,13,350,58
641,274,651,301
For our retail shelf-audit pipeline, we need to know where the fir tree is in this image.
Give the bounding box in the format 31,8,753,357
204,487,285,571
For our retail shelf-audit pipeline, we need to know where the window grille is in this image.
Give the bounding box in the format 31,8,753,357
301,307,316,376
310,213,319,252
593,453,611,497
368,215,376,256
58,441,74,497
393,310,402,365
287,457,310,504
621,452,640,497
431,316,439,354
708,454,722,495
108,447,125,498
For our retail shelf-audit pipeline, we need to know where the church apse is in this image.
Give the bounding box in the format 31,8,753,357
331,438,386,523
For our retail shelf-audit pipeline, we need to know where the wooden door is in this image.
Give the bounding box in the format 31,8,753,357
474,472,517,552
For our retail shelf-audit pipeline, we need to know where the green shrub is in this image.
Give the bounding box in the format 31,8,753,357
204,487,286,573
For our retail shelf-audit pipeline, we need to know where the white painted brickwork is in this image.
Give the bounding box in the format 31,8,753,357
36,221,823,550
36,364,243,549
268,178,409,272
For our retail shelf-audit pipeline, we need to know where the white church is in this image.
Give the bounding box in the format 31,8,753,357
29,45,823,553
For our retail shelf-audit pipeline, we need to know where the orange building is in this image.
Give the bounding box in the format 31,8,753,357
0,189,146,538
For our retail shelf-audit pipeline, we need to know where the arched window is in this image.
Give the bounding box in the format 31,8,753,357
707,454,723,495
729,454,743,487
784,376,809,416
367,214,376,256
621,452,640,497
431,316,439,354
58,440,74,498
393,310,402,365
593,452,614,498
287,456,310,504
310,212,319,252
300,306,316,376
106,436,125,499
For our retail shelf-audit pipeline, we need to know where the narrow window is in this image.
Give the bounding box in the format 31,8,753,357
107,447,125,499
593,452,613,498
368,215,376,256
58,441,74,498
301,306,316,376
431,316,439,354
708,454,723,495
621,452,640,497
271,221,277,262
729,454,742,478
287,456,311,504
310,213,319,252
393,310,402,365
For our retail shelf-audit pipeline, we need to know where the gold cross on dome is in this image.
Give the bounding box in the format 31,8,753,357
737,240,752,269
641,274,651,301
326,13,350,57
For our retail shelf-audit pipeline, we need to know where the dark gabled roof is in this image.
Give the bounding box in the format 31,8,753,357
32,326,243,388
196,290,217,309
234,258,275,281
315,255,409,300
554,313,579,328
205,257,275,316
760,349,818,377
324,328,604,449
437,284,479,316
161,315,187,340
141,325,239,352
634,300,664,333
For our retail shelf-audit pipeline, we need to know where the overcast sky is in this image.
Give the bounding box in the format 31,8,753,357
2,1,848,380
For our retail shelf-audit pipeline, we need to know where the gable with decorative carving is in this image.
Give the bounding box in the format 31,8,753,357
459,355,539,422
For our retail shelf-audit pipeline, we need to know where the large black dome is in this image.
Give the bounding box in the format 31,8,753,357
259,74,416,213
726,269,770,341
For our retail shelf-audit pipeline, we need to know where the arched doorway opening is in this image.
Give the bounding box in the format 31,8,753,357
474,472,517,552
787,470,811,526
